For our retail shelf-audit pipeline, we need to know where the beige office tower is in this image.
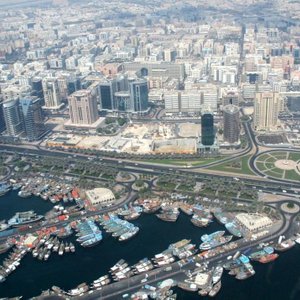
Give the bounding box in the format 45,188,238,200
254,92,281,131
68,90,98,125
42,78,62,109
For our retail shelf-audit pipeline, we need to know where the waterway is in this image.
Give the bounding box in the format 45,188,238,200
0,193,300,299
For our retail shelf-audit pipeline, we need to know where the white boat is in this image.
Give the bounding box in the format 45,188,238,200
212,266,223,284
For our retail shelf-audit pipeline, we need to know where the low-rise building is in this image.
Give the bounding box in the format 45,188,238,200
235,213,272,233
85,188,115,206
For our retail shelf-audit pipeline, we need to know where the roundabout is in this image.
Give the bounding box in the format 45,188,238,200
255,151,300,181
280,202,300,214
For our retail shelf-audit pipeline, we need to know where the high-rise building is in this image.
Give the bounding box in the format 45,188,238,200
223,105,240,144
254,92,281,131
3,99,24,137
222,89,239,106
19,97,44,141
97,76,148,113
163,49,176,62
68,89,98,125
42,78,63,109
201,112,214,146
114,92,131,111
67,77,80,95
31,77,44,104
129,78,148,112
99,81,115,110
0,100,6,132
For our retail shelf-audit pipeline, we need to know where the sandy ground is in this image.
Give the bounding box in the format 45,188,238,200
275,159,298,170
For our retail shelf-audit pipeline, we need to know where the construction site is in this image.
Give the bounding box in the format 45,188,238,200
44,122,201,155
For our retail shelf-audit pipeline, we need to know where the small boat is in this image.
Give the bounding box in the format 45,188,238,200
201,231,225,242
225,222,243,238
58,242,65,255
8,211,43,227
70,243,75,253
274,239,295,252
209,281,221,297
212,266,223,284
258,253,279,264
0,221,10,232
177,282,198,292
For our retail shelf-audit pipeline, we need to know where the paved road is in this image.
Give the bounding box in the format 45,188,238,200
1,144,300,192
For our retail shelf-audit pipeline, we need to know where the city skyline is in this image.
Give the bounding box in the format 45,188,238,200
0,0,300,299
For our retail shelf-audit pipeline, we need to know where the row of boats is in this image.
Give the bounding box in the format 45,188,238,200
118,206,143,221
13,176,81,204
98,214,139,242
0,246,28,283
32,236,75,260
75,219,103,247
47,232,300,299
178,265,224,297
63,234,300,299
152,203,245,239
0,211,44,231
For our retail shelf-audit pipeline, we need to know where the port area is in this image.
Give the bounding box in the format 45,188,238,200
33,213,296,300
1,150,300,299
72,238,282,299
0,178,298,299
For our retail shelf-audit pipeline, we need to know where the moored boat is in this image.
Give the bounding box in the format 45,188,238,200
212,266,223,284
225,222,243,238
119,227,139,242
209,281,222,297
258,253,279,264
191,215,211,227
213,211,230,225
201,231,225,242
177,282,198,292
200,235,232,250
274,239,295,252
8,211,43,227
0,221,10,232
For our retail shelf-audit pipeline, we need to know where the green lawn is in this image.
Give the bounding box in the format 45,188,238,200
264,162,276,169
264,170,283,178
288,152,300,162
177,184,194,192
285,170,300,181
207,155,256,175
265,156,277,163
199,188,216,197
268,151,287,159
156,181,177,190
256,151,300,181
256,162,266,171
258,154,271,161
